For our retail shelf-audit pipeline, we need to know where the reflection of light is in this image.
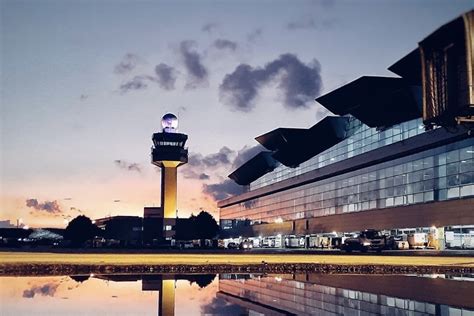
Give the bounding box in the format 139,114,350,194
275,218,283,224
90,273,95,277
23,225,29,230
92,220,96,224
431,226,437,230
274,277,282,282
332,231,337,235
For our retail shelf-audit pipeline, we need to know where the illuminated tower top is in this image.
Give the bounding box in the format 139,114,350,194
152,113,188,167
161,113,179,133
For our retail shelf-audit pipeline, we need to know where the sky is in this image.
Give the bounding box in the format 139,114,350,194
1,0,472,228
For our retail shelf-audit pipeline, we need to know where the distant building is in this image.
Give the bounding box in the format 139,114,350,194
94,215,143,246
0,220,15,228
143,207,164,246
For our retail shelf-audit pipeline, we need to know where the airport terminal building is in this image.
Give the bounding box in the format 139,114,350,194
218,11,474,249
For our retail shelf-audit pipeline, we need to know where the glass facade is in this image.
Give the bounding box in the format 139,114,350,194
250,118,426,190
221,139,474,228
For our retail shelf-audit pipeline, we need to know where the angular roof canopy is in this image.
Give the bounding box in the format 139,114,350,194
228,151,279,185
315,76,422,128
254,128,308,151
388,49,422,85
270,116,353,168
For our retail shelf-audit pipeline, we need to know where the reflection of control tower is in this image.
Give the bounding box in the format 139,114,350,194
151,113,188,243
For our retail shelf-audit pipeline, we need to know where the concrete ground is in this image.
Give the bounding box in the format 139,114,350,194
1,251,473,267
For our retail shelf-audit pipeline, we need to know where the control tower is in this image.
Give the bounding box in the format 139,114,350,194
151,113,188,243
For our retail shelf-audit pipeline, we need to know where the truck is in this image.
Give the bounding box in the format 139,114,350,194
341,229,387,253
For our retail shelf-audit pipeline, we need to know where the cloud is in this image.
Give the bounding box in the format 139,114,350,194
119,75,154,94
187,147,235,168
114,160,142,173
79,94,88,101
202,179,243,201
247,28,263,43
70,207,83,214
26,199,63,215
179,40,208,89
202,147,234,167
287,17,336,30
201,296,247,315
213,39,237,51
114,53,141,74
182,169,211,180
201,22,218,33
219,53,322,111
154,63,177,90
182,147,234,180
23,282,60,298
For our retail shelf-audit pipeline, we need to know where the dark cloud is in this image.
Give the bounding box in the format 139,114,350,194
220,53,322,111
114,160,142,173
287,17,336,30
119,75,154,94
201,296,247,315
79,94,88,101
182,169,211,180
247,28,263,43
203,179,243,201
187,147,235,168
213,39,237,51
26,199,62,215
114,53,141,75
203,147,234,167
179,40,208,89
23,282,60,298
201,22,218,33
183,147,234,181
232,144,266,169
154,63,177,90
199,173,211,180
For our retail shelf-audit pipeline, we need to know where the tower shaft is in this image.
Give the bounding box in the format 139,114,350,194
159,278,176,316
160,162,180,219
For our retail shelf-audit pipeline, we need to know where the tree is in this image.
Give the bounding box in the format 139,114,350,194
175,211,219,241
194,211,219,240
64,215,99,247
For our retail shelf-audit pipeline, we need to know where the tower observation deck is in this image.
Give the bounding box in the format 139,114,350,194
151,113,188,242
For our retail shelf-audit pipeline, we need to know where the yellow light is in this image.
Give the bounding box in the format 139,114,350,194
275,218,283,224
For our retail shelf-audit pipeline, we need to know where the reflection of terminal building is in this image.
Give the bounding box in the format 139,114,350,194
218,11,474,250
218,273,474,315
